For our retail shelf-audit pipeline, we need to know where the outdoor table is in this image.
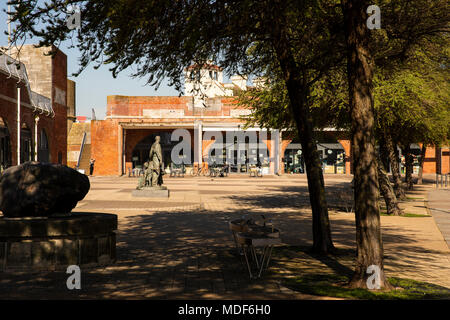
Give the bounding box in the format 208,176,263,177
235,229,281,279
229,219,280,279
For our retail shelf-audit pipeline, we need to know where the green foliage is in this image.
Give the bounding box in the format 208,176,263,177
237,69,350,132
374,44,450,147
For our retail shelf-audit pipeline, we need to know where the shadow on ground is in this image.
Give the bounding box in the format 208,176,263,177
0,179,448,298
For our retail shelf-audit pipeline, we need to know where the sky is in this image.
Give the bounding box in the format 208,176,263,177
0,2,180,119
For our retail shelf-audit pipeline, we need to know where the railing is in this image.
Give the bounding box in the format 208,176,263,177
436,173,449,188
76,131,87,170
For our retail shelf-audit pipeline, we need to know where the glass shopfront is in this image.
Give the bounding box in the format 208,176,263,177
284,142,346,174
319,143,346,174
284,143,305,174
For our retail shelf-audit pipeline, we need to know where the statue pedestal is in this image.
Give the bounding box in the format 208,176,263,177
132,187,170,198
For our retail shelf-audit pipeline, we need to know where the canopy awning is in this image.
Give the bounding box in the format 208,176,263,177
0,53,54,117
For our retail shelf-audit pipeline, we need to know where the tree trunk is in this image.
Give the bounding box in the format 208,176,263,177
378,160,404,216
403,144,414,190
270,4,335,254
378,140,403,216
417,145,427,184
384,131,406,200
343,0,391,289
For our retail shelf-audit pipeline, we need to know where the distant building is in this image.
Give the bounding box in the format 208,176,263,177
0,45,71,169
67,79,76,133
83,63,448,176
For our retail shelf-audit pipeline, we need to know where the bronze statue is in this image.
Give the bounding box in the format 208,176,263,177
137,136,164,189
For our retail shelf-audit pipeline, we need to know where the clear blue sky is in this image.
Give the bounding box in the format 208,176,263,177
0,2,179,119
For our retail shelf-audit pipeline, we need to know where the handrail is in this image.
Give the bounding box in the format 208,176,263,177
76,131,87,170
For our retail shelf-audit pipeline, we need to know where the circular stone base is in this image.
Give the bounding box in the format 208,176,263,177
0,212,117,272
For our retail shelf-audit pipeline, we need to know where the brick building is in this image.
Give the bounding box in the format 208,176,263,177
88,64,448,176
0,45,71,170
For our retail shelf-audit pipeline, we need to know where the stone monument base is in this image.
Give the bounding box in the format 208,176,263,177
132,187,170,198
0,212,117,272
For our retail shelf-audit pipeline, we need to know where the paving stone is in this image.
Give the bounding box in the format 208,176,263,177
0,174,449,298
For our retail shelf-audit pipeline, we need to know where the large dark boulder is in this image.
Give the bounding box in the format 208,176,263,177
0,162,90,217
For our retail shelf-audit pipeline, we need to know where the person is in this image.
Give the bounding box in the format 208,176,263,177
256,159,263,177
89,158,95,175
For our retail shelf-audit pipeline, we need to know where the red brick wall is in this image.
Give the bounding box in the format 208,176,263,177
106,95,248,118
440,147,449,174
338,139,352,174
1,46,68,167
423,146,438,174
51,48,68,165
94,94,446,176
0,72,58,166
90,119,120,176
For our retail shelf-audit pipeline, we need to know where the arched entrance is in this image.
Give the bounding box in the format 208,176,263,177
131,132,189,170
21,123,32,163
38,129,49,163
0,117,11,170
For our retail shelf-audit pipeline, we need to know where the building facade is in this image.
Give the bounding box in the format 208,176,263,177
0,45,70,170
90,64,448,176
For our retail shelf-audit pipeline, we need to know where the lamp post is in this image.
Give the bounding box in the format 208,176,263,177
34,115,39,161
17,85,20,165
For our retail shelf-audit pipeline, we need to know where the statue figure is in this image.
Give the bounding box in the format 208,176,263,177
137,161,152,189
137,136,164,189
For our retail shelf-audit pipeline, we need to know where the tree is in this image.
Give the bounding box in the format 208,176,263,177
7,0,448,289
374,55,450,192
342,0,449,288
342,0,391,289
6,0,343,254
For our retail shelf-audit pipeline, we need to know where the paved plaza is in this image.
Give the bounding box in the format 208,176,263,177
0,174,449,299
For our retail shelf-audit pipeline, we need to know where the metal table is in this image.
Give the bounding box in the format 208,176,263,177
229,219,280,279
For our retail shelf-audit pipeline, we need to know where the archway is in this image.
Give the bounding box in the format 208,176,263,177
131,132,191,170
21,123,32,163
38,129,49,163
0,117,11,170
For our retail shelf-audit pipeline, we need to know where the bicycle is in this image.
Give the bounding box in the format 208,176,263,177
190,163,209,176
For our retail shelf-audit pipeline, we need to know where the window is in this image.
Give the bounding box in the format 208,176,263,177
190,71,200,81
209,71,218,80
